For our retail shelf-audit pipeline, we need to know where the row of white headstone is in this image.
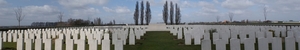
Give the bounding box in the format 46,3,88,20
0,28,113,50
168,25,300,50
0,26,147,50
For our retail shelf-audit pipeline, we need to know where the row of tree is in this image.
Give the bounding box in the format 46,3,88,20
163,1,181,25
67,18,116,26
134,1,151,25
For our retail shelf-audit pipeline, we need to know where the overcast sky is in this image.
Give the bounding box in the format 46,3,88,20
0,0,300,26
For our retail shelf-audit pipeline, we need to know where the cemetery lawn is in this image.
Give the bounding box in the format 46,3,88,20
124,31,201,50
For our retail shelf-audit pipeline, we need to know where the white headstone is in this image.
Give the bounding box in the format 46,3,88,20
65,33,71,39
266,32,273,43
77,39,85,50
80,33,86,40
2,32,7,42
243,38,255,50
285,37,295,50
47,32,51,39
65,39,74,50
272,37,282,50
135,29,141,40
230,38,240,50
194,33,201,45
213,33,220,42
25,39,32,50
29,33,35,39
287,31,295,37
258,38,268,50
184,32,191,45
7,33,12,42
58,34,64,39
17,39,23,50
55,39,63,50
129,30,135,45
35,33,41,39
13,33,17,42
102,40,111,50
43,32,47,39
201,40,211,50
35,39,42,50
88,39,97,50
112,33,117,45
178,28,183,39
115,40,123,50
255,31,265,38
203,33,210,40
231,31,238,39
44,39,52,50
215,39,227,50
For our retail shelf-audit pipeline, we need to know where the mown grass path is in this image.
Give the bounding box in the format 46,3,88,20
124,31,200,50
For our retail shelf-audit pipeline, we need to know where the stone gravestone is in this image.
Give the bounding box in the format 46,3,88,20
129,28,135,45
184,32,191,45
35,39,42,50
2,32,7,42
243,38,255,50
102,33,111,50
7,33,12,42
43,32,47,39
215,39,227,50
25,39,32,50
266,32,273,43
255,31,265,38
17,39,23,50
203,33,210,40
13,33,17,42
258,38,268,50
44,39,52,50
65,39,74,50
178,27,183,39
272,37,282,50
115,39,123,50
213,33,220,43
55,39,63,50
201,39,211,50
230,38,240,50
194,32,201,45
285,37,295,50
112,32,117,45
88,39,97,50
77,39,85,50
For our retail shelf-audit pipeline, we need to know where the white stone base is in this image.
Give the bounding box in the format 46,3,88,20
146,24,169,31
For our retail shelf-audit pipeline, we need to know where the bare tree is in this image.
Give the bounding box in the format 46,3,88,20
170,1,174,25
264,5,267,21
94,18,102,25
14,7,25,27
163,1,168,24
58,12,63,22
229,12,234,22
140,1,144,25
134,1,139,25
216,16,220,22
113,20,116,25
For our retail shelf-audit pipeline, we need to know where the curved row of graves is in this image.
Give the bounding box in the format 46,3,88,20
168,25,300,50
0,26,147,50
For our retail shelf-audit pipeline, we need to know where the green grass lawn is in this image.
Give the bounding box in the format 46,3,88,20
124,31,200,50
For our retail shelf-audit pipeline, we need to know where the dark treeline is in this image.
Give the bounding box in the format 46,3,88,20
134,1,152,25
